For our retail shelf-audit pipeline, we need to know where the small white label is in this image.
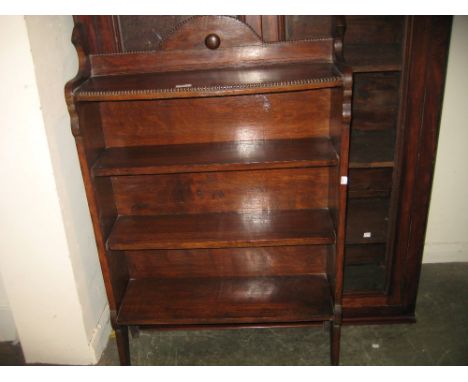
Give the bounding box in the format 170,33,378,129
340,176,348,185
363,232,372,238
175,83,193,88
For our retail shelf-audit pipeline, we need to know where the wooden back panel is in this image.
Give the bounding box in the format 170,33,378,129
100,90,331,147
90,38,334,76
125,246,329,279
111,167,330,216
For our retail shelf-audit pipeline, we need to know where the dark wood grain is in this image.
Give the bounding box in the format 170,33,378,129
284,16,333,40
343,16,405,46
349,129,396,168
352,72,400,131
111,167,330,216
89,38,335,76
117,275,333,325
345,243,386,265
100,91,332,147
76,62,341,101
346,198,389,244
93,138,338,176
344,44,402,72
348,168,393,199
108,209,335,250
391,16,453,309
125,246,329,279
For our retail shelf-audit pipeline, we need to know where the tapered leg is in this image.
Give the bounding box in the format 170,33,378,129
115,325,131,366
330,322,341,366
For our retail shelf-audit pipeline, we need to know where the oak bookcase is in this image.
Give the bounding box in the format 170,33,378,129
66,15,451,365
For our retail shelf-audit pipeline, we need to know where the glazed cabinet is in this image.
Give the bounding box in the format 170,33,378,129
275,15,451,322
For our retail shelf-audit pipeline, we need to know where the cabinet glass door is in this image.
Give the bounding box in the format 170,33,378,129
284,16,406,294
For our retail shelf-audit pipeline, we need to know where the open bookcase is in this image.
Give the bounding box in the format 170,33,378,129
66,16,352,365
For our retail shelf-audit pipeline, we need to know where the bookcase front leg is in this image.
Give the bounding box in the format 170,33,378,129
330,321,341,366
115,325,131,366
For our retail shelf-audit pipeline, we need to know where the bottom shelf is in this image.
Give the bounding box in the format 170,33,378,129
117,275,333,326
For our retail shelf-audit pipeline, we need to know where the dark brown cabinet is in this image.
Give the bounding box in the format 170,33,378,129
66,15,451,365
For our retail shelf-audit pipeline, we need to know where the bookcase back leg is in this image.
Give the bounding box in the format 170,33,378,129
115,325,131,366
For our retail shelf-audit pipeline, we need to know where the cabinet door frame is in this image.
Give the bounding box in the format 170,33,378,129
341,16,452,323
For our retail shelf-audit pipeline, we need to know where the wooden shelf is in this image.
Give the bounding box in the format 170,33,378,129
117,275,333,325
344,44,402,73
108,209,335,250
349,129,396,168
75,62,342,101
345,243,386,265
346,198,389,244
344,263,386,293
348,168,393,199
93,138,338,176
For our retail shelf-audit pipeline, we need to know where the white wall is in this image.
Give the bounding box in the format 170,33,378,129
25,15,110,356
0,16,109,364
423,16,468,263
0,274,18,342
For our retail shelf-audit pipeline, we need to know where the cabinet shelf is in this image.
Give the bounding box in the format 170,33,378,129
75,62,342,101
117,275,333,325
108,209,335,250
93,138,338,176
344,44,402,73
346,198,389,245
344,263,386,293
349,129,396,168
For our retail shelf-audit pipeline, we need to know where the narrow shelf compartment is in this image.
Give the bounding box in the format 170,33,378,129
345,243,386,265
348,168,393,199
344,44,402,73
349,129,396,168
75,62,342,101
344,264,386,293
117,275,333,325
93,138,338,176
108,209,335,250
346,198,389,244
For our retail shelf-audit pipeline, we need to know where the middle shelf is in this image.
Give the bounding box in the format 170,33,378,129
108,209,335,250
93,138,338,176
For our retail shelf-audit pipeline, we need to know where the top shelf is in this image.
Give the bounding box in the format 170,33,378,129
74,62,342,101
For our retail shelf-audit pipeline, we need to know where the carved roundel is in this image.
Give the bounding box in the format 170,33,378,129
159,16,262,51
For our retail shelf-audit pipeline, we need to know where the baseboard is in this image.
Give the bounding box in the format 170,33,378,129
423,242,468,263
88,304,111,364
0,306,18,342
